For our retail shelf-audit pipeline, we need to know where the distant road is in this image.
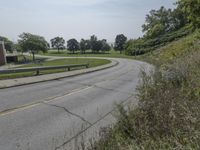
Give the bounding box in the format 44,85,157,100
0,57,152,150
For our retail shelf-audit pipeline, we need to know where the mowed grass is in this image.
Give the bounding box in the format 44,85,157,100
41,49,135,59
0,58,111,80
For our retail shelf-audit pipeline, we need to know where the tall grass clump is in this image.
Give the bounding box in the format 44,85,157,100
88,31,200,150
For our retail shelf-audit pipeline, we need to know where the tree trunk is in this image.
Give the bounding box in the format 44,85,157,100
32,52,35,62
22,55,27,63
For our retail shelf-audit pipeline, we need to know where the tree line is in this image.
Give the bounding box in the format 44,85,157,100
50,35,112,54
49,34,127,54
0,33,128,61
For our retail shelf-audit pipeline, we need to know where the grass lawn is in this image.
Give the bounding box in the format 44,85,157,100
41,49,135,59
0,58,111,80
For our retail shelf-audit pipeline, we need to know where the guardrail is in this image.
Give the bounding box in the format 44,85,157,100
0,64,89,75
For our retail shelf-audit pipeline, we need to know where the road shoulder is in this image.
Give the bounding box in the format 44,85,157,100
0,59,118,89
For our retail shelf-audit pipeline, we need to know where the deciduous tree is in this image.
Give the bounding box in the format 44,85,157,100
178,0,200,28
67,38,79,54
18,33,48,61
101,39,111,53
0,36,14,53
80,39,90,54
142,6,188,38
114,34,127,54
50,37,65,53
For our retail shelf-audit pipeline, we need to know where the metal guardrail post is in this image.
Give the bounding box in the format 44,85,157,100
36,69,40,75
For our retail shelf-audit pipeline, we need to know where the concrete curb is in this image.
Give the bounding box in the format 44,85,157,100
0,60,118,89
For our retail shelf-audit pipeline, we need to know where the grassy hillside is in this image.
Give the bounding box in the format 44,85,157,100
87,30,200,150
125,26,193,56
139,29,200,66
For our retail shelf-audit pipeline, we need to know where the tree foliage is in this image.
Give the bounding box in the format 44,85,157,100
170,5,188,30
0,36,14,53
101,39,111,52
114,34,127,54
89,35,111,53
142,6,188,38
67,38,79,54
50,37,65,53
80,39,90,54
90,35,99,53
18,33,48,61
178,0,200,28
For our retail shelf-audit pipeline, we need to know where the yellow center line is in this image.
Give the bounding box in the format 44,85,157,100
0,69,132,117
0,86,93,117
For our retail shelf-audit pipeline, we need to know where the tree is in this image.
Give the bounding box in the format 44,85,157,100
95,40,103,52
13,43,23,52
170,5,189,30
125,38,145,56
90,35,99,53
142,7,173,38
178,0,200,28
0,36,14,53
142,6,188,38
114,34,127,54
50,37,65,53
18,33,48,61
101,39,111,53
80,39,90,54
67,39,79,54
89,35,110,53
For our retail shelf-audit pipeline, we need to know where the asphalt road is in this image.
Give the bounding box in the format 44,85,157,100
0,58,152,150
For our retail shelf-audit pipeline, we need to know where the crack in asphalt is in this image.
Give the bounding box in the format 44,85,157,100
42,102,92,126
54,94,135,150
65,80,135,96
53,64,134,87
0,86,92,117
0,69,135,117
66,80,135,96
93,85,135,95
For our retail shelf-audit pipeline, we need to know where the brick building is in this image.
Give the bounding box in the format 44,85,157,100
0,41,7,66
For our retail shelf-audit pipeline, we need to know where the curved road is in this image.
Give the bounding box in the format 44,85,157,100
0,57,152,150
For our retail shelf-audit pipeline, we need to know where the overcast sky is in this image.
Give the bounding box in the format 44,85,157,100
0,0,176,43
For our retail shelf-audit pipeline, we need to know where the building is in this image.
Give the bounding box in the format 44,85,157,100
0,41,7,66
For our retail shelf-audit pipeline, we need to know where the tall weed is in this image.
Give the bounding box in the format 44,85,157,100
88,31,200,150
